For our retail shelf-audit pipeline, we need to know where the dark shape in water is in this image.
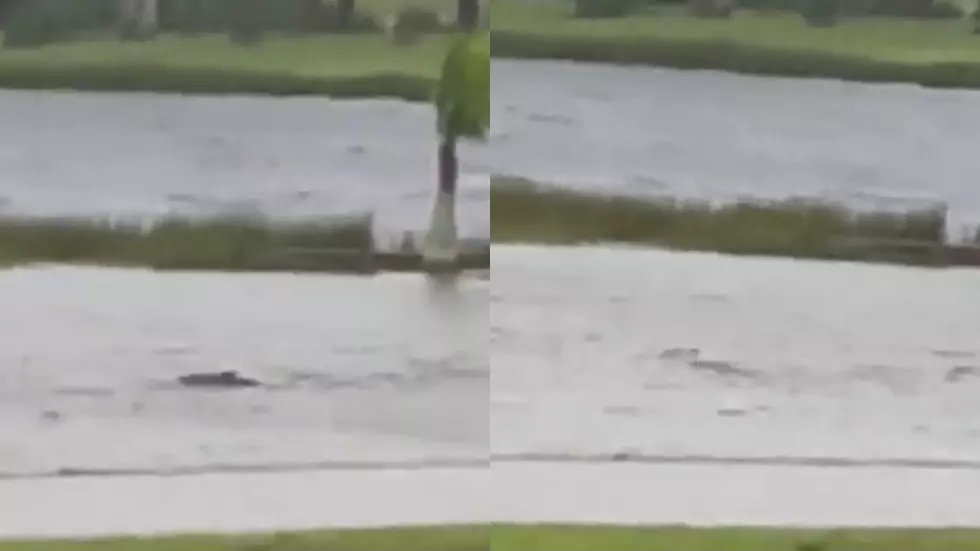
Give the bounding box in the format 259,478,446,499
945,366,980,383
177,370,262,389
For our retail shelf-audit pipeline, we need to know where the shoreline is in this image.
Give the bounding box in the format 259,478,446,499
3,463,980,547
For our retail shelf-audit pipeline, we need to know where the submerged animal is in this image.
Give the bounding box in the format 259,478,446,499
177,370,262,389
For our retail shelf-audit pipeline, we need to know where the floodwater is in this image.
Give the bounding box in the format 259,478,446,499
11,246,980,477
493,60,980,233
0,90,491,239
7,463,980,538
0,267,488,476
4,60,980,231
492,246,980,464
4,246,980,535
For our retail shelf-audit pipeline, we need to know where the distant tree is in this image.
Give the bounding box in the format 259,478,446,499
572,0,635,18
689,0,733,17
0,0,29,26
117,0,158,41
801,0,839,26
336,0,355,29
229,0,263,45
457,0,480,30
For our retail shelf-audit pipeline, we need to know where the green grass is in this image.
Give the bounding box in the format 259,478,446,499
0,33,450,99
0,0,473,98
490,176,958,265
490,2,980,89
0,210,491,273
493,4,979,63
0,212,376,272
0,177,959,271
3,1,979,95
7,525,980,550
0,177,962,271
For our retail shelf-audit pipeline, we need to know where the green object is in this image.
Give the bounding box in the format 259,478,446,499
435,32,490,141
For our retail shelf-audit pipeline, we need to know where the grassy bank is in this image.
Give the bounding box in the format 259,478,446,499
489,177,977,267
0,178,965,271
6,525,980,550
491,2,980,89
0,34,446,99
0,211,490,273
0,212,373,271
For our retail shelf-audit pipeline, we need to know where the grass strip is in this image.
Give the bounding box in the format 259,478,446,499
0,34,446,100
490,176,955,266
0,212,375,271
490,4,980,89
6,524,980,550
0,176,965,271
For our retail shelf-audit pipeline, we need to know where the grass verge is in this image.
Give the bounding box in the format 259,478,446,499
6,525,980,550
0,34,447,100
491,4,980,89
0,176,967,271
489,177,975,266
0,210,491,273
0,212,374,271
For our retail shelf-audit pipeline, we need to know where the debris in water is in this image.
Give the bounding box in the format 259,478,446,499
177,370,262,389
